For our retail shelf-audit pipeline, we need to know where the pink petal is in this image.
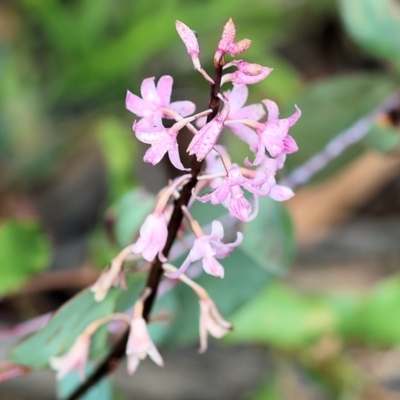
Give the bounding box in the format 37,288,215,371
229,194,251,221
226,84,248,114
226,123,258,150
141,77,159,104
202,257,224,278
156,75,173,107
283,135,298,154
135,127,168,144
270,184,294,201
175,20,200,57
234,103,265,121
228,39,252,56
168,136,189,171
210,220,224,240
217,18,236,52
126,91,152,117
263,99,279,121
287,105,302,127
143,140,169,166
169,100,196,117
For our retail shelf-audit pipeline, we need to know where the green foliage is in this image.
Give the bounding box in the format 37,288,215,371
227,283,337,349
114,189,156,248
0,220,51,297
95,117,138,202
9,274,146,368
340,277,400,345
284,73,399,181
366,123,400,153
340,0,400,70
57,365,113,400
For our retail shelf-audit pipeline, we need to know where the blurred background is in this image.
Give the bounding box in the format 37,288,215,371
1,0,400,399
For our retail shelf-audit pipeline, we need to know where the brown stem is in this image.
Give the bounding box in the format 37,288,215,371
66,62,223,400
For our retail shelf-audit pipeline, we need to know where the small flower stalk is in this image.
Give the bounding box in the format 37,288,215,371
69,18,301,383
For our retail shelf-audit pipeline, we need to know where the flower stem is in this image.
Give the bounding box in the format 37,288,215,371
66,59,223,400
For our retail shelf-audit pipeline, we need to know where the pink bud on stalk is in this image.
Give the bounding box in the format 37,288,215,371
126,289,163,374
175,20,201,70
214,18,252,61
163,264,233,353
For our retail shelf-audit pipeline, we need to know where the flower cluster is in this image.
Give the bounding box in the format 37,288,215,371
52,18,300,381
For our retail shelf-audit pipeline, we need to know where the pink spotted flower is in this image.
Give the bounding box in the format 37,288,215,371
134,115,195,171
194,165,271,221
197,85,264,151
250,100,301,165
187,101,230,161
166,220,242,279
126,75,195,124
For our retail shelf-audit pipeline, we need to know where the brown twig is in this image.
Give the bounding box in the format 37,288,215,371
66,60,223,400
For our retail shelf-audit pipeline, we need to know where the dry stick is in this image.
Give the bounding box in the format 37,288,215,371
66,62,223,400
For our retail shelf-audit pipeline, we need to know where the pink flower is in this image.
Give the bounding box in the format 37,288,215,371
166,220,242,279
187,102,229,161
221,61,272,85
126,75,195,123
175,21,201,70
130,212,168,262
214,19,251,61
91,261,127,302
134,116,192,171
126,316,164,375
251,100,301,165
197,85,264,151
49,334,91,380
224,84,265,150
194,165,270,221
254,155,294,201
199,298,233,353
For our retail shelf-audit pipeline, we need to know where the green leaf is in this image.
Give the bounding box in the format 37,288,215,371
285,73,399,182
341,277,400,345
9,275,145,369
227,283,337,349
57,364,113,400
241,197,294,275
365,123,400,153
339,0,400,69
0,220,51,297
114,188,156,248
95,117,137,202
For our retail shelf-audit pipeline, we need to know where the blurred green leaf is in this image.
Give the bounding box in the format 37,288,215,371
241,197,294,276
339,0,400,69
114,188,156,248
284,73,399,181
341,276,400,345
95,117,137,202
365,123,400,153
9,274,146,369
0,220,51,297
57,364,113,400
227,283,337,349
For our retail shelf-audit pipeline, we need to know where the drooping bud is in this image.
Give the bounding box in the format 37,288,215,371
222,61,273,85
176,20,201,70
